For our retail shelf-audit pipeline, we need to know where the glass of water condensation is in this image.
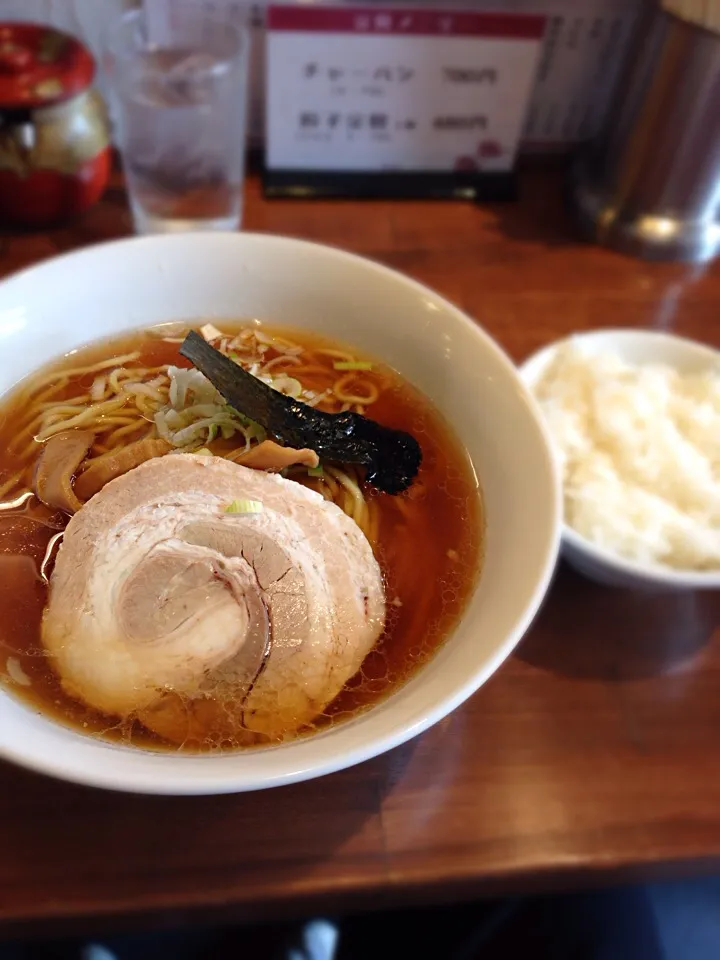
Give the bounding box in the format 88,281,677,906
107,8,248,234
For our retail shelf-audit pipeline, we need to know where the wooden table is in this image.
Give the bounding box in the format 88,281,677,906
2,168,720,937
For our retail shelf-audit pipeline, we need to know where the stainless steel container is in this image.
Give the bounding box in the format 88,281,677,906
572,4,720,262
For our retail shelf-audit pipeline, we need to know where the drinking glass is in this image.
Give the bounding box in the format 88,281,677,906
107,7,248,234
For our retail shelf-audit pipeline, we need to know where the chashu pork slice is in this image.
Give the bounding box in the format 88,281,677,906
41,454,385,742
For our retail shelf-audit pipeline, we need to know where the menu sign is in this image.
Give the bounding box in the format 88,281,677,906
265,6,546,174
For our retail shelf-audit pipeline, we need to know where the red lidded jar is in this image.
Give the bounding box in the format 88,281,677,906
0,22,111,227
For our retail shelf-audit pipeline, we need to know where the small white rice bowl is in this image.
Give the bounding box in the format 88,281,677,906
521,329,720,590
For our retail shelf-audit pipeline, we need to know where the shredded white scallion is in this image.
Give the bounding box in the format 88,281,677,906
90,375,106,401
155,363,306,450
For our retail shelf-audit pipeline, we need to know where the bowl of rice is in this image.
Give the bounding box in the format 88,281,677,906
520,329,720,590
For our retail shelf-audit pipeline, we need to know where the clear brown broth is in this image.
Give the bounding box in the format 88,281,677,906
0,324,482,751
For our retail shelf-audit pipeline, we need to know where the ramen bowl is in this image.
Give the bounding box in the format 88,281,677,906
0,233,561,794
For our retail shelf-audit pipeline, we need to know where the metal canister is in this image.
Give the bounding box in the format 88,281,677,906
572,4,720,262
0,22,111,228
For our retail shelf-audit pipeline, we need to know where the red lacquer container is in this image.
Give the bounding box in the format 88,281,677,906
0,22,111,227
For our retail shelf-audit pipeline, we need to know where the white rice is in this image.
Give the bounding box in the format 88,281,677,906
533,343,720,571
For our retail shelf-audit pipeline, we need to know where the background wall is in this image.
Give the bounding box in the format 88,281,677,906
4,0,644,150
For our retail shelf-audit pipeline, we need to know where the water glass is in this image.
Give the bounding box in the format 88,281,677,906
107,8,248,234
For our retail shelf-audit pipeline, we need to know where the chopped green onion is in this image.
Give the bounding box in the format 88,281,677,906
227,405,256,427
307,465,324,477
224,499,263,514
333,361,373,371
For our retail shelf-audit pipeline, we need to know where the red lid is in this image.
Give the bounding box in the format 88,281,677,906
0,22,95,110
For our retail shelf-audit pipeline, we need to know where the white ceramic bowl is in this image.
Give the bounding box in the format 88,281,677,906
0,233,561,794
520,328,720,591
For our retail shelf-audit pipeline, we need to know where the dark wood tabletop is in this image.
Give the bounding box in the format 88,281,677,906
1,167,720,937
